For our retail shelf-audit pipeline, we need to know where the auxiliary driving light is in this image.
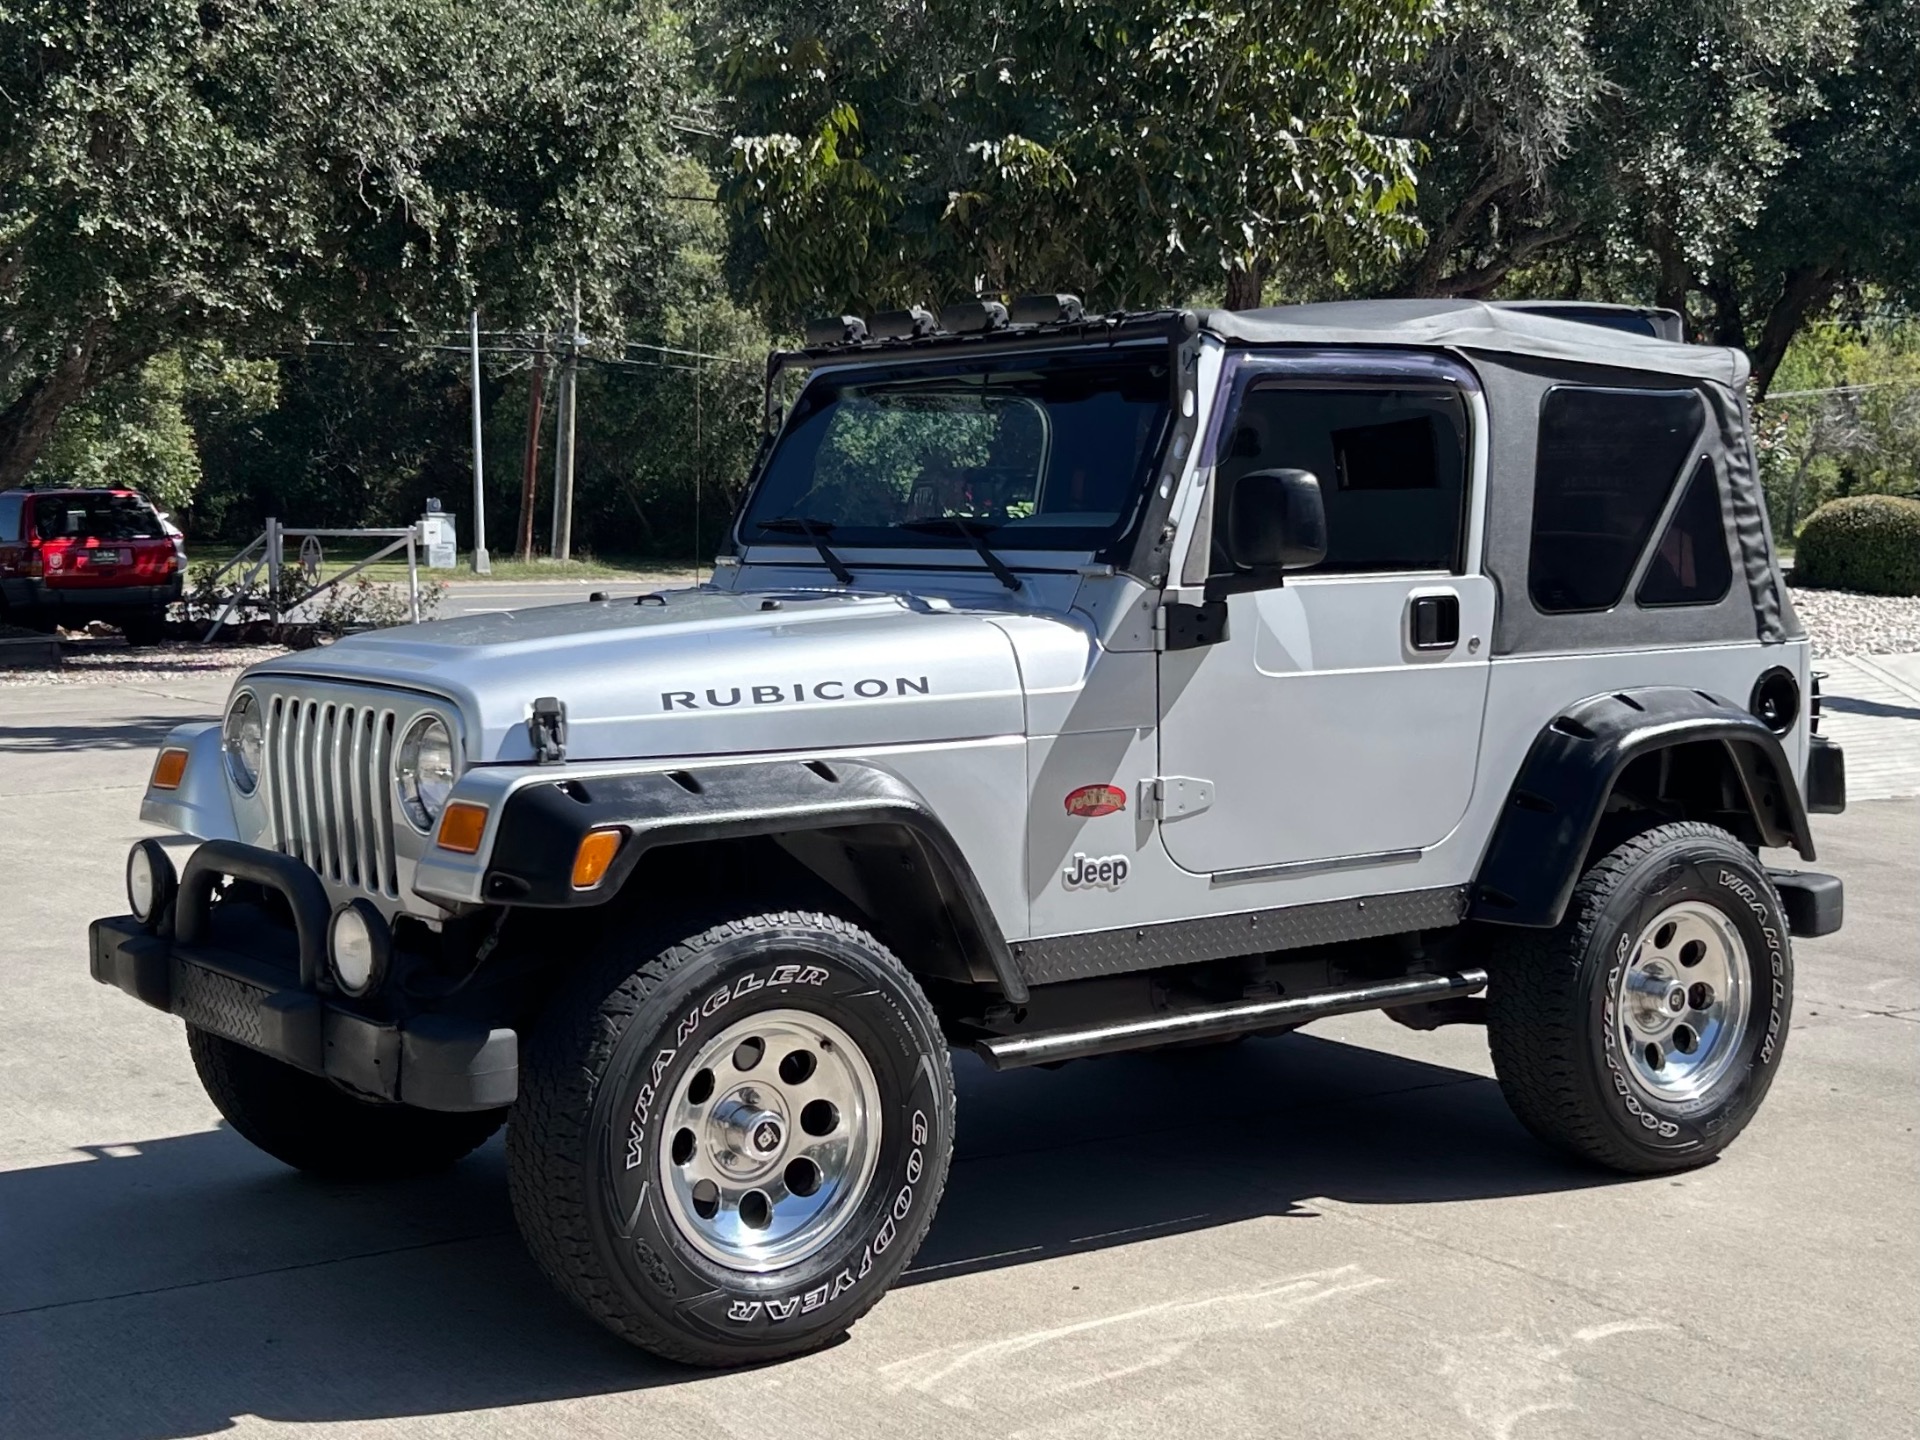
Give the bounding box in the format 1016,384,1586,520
327,898,391,997
126,839,178,929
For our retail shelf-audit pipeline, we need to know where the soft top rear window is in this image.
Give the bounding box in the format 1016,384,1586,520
1528,387,1705,613
33,493,164,542
742,348,1172,553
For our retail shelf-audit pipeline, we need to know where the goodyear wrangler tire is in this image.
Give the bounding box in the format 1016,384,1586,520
187,1027,506,1177
1485,822,1793,1175
508,910,955,1366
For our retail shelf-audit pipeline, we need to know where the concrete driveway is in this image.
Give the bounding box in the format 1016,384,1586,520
0,677,1914,1440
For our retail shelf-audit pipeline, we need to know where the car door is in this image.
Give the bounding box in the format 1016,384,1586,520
1156,366,1494,877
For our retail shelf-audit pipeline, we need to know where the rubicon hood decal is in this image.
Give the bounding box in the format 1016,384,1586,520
662,676,931,710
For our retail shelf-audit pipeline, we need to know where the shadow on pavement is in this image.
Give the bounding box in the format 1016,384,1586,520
0,716,190,753
1822,693,1920,722
0,1032,1615,1439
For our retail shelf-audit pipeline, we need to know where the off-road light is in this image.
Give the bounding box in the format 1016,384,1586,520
223,691,263,795
570,827,625,890
328,898,390,997
150,747,189,790
1009,293,1085,326
125,839,177,929
938,299,1009,334
804,315,868,347
395,714,457,832
868,306,938,340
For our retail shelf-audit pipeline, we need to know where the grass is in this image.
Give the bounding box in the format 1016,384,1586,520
188,544,701,585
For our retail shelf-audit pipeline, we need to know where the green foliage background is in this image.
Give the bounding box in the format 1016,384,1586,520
1792,495,1920,595
4,0,1915,565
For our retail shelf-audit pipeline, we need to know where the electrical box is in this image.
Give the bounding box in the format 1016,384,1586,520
419,508,457,569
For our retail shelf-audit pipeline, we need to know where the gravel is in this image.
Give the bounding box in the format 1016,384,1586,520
1790,586,1920,659
0,639,287,687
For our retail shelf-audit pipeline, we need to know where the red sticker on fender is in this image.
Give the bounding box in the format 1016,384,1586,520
1064,784,1127,818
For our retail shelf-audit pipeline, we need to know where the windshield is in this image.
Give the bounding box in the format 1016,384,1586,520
741,347,1172,553
34,493,164,542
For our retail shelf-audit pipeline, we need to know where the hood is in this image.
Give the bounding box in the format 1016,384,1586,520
246,587,1089,763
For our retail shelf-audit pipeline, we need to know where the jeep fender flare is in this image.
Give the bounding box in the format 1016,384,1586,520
480,757,1028,1002
1471,686,1814,929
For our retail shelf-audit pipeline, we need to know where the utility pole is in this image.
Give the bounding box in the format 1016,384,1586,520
550,293,579,563
468,309,491,574
517,342,546,562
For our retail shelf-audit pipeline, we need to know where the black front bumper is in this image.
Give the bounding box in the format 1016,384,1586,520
89,842,515,1112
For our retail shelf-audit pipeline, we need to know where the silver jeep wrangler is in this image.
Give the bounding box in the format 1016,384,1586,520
91,298,1848,1366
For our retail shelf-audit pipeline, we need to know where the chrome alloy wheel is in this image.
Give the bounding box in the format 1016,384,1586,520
657,1008,882,1272
1615,900,1752,1102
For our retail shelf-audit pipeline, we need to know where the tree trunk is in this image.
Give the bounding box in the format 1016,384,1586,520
1401,168,1515,298
1224,260,1268,311
0,328,103,489
1706,265,1747,352
1749,264,1838,400
1651,231,1691,332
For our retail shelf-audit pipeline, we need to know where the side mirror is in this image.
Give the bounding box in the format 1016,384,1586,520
1228,468,1327,573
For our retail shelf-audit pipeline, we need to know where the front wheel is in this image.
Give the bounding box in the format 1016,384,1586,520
188,1027,507,1177
1486,822,1793,1174
508,910,954,1367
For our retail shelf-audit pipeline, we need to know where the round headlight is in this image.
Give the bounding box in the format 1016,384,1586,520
328,899,389,996
224,691,264,795
395,714,457,832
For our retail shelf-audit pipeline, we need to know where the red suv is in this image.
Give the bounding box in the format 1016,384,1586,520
0,487,184,644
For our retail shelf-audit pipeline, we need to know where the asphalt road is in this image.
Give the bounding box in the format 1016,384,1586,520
1,674,1914,1440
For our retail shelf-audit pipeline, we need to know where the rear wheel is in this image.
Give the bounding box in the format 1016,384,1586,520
1486,822,1792,1174
188,1027,506,1177
508,909,954,1366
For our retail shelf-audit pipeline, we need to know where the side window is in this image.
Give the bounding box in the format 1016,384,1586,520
1528,386,1705,613
0,494,20,543
1636,457,1733,607
1214,386,1469,575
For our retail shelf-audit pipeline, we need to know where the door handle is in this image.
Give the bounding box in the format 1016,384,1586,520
1409,593,1460,651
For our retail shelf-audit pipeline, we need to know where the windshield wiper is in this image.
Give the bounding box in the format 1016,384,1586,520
898,517,1023,592
753,516,854,585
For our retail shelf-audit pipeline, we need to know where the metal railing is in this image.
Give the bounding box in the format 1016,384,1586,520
198,518,422,642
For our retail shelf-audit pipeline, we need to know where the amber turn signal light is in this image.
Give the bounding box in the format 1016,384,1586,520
150,748,189,790
571,828,625,890
435,801,490,854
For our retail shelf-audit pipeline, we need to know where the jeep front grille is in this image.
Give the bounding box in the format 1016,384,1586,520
264,694,400,897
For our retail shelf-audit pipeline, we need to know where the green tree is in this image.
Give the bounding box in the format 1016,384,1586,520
0,0,691,488
1757,316,1920,536
1705,0,1920,390
716,0,1436,320
33,345,276,513
1393,0,1915,393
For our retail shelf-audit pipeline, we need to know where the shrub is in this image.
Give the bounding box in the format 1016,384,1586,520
1793,496,1920,596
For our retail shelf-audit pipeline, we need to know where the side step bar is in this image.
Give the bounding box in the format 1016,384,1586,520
975,968,1489,1070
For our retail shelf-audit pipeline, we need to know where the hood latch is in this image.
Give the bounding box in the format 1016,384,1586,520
528,696,568,764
